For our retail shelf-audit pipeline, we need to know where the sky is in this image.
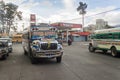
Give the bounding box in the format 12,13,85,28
3,0,120,31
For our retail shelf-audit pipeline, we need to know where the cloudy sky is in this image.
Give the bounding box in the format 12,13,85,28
3,0,120,30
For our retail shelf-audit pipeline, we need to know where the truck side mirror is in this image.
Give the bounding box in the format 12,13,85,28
8,42,12,46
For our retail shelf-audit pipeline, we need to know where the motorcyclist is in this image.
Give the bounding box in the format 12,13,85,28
68,38,72,46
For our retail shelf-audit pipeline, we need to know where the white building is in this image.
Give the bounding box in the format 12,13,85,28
96,19,108,30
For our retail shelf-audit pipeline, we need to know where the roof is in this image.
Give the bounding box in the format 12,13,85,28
72,34,80,36
50,22,82,29
94,27,120,34
79,32,91,36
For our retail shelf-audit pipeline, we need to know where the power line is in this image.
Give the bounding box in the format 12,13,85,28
62,7,120,22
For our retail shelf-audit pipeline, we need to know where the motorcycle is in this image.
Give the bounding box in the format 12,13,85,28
68,39,72,46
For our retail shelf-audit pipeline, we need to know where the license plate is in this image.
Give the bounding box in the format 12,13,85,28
47,55,53,58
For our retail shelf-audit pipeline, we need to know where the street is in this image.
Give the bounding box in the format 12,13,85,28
0,42,120,80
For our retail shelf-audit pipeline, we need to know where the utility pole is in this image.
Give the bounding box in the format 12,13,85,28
77,2,87,32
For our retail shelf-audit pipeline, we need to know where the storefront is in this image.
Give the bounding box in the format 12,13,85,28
71,32,90,41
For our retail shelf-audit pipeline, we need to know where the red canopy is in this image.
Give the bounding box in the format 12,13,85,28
71,32,90,36
51,22,82,28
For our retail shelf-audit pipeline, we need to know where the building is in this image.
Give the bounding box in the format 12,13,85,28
84,24,96,33
96,19,108,30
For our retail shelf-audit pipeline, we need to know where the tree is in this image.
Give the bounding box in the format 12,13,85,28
77,2,87,32
0,0,5,33
5,3,22,34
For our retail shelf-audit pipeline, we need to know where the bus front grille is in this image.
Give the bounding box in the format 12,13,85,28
40,43,57,50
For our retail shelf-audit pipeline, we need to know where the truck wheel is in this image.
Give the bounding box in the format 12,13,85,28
1,54,7,60
9,51,12,53
111,47,118,57
89,45,95,52
30,56,38,64
56,56,62,63
24,49,27,56
7,52,9,56
10,49,13,53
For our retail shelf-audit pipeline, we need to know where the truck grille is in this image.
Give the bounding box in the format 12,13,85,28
41,43,57,50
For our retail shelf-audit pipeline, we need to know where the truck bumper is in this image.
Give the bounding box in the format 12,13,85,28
33,50,63,58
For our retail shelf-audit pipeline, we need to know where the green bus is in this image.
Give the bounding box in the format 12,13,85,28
88,28,120,57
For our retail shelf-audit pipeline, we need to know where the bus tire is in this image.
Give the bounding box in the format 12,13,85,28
30,57,38,64
24,49,27,56
1,54,7,60
30,52,38,64
111,47,118,57
102,50,107,53
89,45,95,52
56,56,62,63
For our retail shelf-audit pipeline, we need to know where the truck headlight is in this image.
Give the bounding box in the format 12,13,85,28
57,44,63,50
32,45,40,51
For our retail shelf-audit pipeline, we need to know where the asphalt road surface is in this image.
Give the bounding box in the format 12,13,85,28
0,42,120,80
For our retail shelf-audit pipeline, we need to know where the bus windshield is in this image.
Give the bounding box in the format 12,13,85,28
31,31,57,40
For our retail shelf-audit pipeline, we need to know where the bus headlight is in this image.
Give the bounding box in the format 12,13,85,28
57,44,63,50
32,45,40,51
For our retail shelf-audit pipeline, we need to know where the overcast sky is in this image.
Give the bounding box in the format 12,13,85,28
3,0,120,30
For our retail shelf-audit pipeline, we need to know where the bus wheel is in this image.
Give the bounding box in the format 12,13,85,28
30,57,38,64
56,56,62,63
102,50,107,53
89,45,95,52
111,47,118,57
30,53,38,64
1,54,7,60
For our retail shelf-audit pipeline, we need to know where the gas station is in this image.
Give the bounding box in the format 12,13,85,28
51,22,90,42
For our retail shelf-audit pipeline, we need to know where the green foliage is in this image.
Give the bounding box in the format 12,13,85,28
0,1,22,34
5,3,18,20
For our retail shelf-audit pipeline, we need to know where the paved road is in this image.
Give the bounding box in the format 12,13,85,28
0,42,120,80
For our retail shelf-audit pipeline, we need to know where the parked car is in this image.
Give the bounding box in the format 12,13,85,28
0,38,13,53
0,41,9,60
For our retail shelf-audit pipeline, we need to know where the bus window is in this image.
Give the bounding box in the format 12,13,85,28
12,34,22,43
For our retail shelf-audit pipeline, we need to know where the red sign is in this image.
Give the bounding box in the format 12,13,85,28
30,14,36,22
72,24,82,28
51,23,82,28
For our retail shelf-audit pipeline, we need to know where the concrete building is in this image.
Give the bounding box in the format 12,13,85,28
84,24,96,33
96,19,108,30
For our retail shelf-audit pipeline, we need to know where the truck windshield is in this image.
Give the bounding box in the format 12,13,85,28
31,31,57,40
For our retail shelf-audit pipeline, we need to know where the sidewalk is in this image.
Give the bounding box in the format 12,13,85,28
62,42,68,47
62,41,90,47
